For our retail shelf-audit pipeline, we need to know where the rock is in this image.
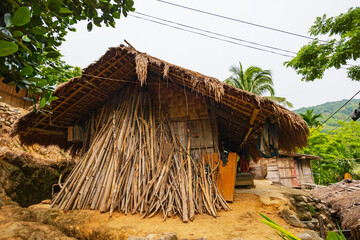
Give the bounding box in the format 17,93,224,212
301,196,309,203
2,126,11,133
315,203,323,210
297,210,312,221
279,208,306,228
145,233,177,240
305,222,315,230
0,221,75,240
296,233,312,240
0,118,5,122
5,121,11,126
128,236,146,240
297,230,322,240
297,202,308,208
327,223,334,230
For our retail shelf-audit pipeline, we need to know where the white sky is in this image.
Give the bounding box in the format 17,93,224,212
60,0,360,109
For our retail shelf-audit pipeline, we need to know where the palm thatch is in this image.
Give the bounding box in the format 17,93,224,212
12,44,309,160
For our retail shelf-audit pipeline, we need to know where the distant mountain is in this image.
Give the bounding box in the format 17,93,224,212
293,99,360,132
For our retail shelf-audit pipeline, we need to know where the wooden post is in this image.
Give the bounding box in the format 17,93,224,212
240,107,260,147
318,214,326,239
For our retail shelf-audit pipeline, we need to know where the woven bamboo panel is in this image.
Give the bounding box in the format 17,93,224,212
155,84,208,121
0,82,31,108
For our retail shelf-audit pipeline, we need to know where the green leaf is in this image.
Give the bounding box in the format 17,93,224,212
20,66,33,75
39,97,46,108
28,77,42,82
50,96,58,102
59,7,71,14
259,212,280,227
12,7,31,26
13,30,23,37
112,12,120,19
30,27,47,35
17,40,32,55
87,22,93,32
93,17,102,26
0,40,18,56
37,79,48,87
22,35,31,42
260,220,301,240
4,13,12,27
32,3,41,16
326,231,342,240
46,51,61,58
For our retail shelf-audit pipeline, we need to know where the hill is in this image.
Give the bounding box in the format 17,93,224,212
293,99,360,132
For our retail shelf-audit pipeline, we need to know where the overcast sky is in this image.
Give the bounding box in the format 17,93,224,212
60,0,359,109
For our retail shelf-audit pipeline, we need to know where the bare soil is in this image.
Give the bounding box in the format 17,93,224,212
29,180,309,240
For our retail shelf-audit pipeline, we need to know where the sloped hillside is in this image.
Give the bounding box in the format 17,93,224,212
294,99,360,132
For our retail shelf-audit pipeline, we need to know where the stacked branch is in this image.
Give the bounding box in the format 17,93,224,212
52,86,230,222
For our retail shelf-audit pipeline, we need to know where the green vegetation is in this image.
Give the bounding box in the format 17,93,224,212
225,61,293,108
299,109,322,128
295,100,360,185
300,121,360,185
0,0,135,108
259,213,301,240
260,213,346,240
285,7,360,82
294,99,360,132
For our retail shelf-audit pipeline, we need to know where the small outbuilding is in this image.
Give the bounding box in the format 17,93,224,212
249,152,321,188
12,44,309,221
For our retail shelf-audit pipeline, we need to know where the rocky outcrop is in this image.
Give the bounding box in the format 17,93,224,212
0,102,24,134
280,193,336,238
0,151,73,207
0,186,74,240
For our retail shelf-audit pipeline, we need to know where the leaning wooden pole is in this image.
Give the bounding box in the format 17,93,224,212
52,85,230,222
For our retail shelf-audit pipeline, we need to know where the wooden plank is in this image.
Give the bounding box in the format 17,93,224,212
204,152,237,202
217,153,238,202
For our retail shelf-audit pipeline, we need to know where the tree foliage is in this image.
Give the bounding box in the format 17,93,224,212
285,7,360,81
299,109,322,128
294,99,360,132
0,0,134,108
225,61,293,108
301,121,360,185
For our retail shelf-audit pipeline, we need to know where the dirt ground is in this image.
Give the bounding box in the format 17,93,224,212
28,180,309,240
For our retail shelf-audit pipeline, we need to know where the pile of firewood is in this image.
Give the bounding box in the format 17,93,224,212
52,86,230,222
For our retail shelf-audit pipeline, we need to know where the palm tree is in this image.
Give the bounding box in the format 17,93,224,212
224,61,293,108
299,109,322,128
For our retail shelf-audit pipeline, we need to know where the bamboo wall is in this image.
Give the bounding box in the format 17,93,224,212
150,83,218,157
0,81,32,109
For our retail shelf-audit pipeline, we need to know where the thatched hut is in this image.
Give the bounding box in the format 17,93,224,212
249,152,321,188
12,44,309,221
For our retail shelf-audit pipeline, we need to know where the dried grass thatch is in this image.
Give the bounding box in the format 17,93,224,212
12,44,309,160
312,179,360,239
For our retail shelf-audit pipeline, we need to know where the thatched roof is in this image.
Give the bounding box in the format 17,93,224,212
311,179,360,238
12,44,309,157
277,151,321,161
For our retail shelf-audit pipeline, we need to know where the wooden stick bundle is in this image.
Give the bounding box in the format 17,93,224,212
52,86,230,222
